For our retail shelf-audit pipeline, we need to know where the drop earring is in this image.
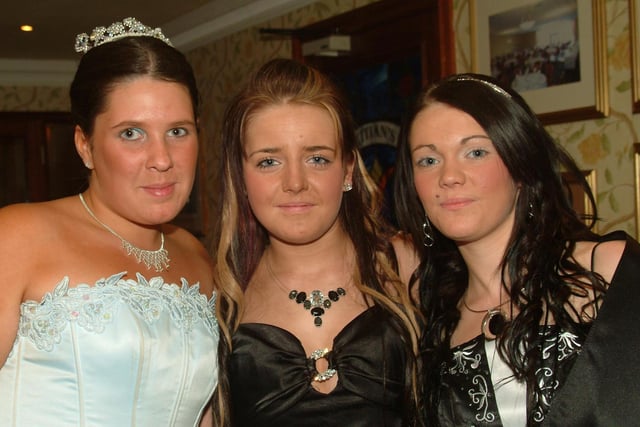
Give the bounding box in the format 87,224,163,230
423,216,434,247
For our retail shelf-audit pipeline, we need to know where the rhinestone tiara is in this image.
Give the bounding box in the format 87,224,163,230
75,17,172,54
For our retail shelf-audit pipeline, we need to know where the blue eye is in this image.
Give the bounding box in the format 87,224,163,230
120,127,145,141
168,128,188,137
416,157,438,167
257,158,279,168
309,155,330,165
468,149,488,158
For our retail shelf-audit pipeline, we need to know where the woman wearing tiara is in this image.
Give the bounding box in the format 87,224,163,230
212,58,421,426
0,18,217,426
393,73,640,426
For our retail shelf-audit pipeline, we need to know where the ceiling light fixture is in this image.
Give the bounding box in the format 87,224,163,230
20,25,34,32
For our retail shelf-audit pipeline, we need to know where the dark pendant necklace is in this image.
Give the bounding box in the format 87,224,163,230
289,288,346,327
482,309,507,337
463,298,509,339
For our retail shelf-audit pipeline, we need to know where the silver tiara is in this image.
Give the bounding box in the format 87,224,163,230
75,17,172,54
455,76,511,98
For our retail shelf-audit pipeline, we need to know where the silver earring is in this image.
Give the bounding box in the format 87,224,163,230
343,182,353,192
423,216,434,247
528,202,534,220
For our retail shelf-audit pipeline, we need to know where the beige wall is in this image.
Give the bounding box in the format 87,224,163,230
2,0,637,246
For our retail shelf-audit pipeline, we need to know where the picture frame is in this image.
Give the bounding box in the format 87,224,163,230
634,143,640,240
630,0,640,113
469,0,608,125
561,169,597,232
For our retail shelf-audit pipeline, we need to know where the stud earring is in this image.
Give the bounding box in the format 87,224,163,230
343,182,353,192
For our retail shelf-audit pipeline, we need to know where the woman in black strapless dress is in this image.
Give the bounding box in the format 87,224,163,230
212,58,422,427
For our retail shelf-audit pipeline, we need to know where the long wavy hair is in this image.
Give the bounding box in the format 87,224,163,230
394,73,606,426
213,58,421,427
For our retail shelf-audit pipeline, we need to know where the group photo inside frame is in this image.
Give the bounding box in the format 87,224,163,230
630,0,640,113
469,0,608,125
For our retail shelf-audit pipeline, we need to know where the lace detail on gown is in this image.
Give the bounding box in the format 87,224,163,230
17,272,217,352
1,272,219,427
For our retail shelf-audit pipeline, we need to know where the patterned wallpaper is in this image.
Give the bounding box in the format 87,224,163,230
0,86,69,111
2,0,638,245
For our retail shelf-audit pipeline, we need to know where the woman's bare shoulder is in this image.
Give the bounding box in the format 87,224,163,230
0,200,67,243
0,200,72,309
574,238,626,284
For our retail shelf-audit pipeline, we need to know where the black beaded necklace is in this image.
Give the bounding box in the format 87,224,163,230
266,252,349,327
288,288,347,327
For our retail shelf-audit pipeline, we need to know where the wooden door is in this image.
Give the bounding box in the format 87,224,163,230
0,112,85,207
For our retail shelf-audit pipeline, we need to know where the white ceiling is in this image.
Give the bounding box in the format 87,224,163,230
1,0,314,86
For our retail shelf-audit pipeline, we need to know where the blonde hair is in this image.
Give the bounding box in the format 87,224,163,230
213,58,421,426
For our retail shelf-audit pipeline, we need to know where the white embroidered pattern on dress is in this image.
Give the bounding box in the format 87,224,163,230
17,272,217,352
469,374,496,423
532,330,579,421
532,366,560,422
444,327,584,425
555,331,581,361
450,340,483,374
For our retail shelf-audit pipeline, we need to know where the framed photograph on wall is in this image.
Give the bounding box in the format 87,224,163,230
630,0,640,113
470,0,608,125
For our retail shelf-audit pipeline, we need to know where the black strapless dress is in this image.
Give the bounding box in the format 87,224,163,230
229,306,408,427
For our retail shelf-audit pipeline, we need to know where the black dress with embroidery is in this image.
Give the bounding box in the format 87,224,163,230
229,306,408,427
438,326,587,426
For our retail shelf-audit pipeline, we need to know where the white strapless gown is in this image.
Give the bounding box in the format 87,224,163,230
0,272,218,427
